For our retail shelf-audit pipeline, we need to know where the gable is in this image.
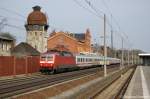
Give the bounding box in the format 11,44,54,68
48,33,77,43
11,42,40,57
47,31,92,54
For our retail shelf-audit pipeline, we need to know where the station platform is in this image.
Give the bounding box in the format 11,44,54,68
124,66,150,99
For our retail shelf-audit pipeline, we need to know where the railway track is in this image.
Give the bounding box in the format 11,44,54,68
91,65,136,99
0,66,119,98
0,67,101,98
114,66,137,99
0,74,48,86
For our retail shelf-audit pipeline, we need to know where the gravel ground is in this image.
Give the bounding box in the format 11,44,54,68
94,68,133,99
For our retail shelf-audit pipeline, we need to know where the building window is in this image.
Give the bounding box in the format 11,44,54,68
4,43,7,51
0,42,2,50
35,45,37,49
6,43,10,51
35,32,37,36
2,43,6,51
1,43,3,51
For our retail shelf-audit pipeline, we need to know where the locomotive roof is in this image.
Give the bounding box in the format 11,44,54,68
41,50,73,56
76,54,120,60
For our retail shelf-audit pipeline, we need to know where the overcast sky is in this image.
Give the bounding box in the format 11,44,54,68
0,0,150,52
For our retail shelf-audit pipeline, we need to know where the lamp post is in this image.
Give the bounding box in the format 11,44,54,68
121,37,124,69
128,49,130,66
103,14,107,77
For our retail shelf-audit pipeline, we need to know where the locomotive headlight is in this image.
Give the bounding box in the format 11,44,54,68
40,61,45,63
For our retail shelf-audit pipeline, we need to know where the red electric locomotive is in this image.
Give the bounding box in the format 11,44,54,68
40,50,76,74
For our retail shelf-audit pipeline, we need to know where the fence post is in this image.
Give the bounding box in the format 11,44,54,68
25,56,28,75
13,56,16,77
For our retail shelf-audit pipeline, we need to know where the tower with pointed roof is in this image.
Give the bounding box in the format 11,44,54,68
25,5,49,53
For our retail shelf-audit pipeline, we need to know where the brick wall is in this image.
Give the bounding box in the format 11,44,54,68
48,31,91,54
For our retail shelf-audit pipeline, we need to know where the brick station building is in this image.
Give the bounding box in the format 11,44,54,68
47,29,92,54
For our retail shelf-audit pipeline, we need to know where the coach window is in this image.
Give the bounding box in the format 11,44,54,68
77,58,80,62
86,58,88,62
90,59,92,61
78,58,80,62
83,58,84,62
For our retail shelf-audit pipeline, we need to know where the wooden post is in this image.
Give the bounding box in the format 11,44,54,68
25,56,28,75
13,56,16,77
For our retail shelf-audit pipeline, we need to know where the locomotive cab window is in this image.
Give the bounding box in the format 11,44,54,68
41,56,46,61
63,51,73,57
47,56,53,61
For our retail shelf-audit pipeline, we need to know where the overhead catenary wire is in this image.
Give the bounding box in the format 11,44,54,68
76,0,135,66
73,0,133,49
72,0,103,19
0,7,62,33
84,0,114,31
0,15,25,22
85,0,132,46
101,0,133,47
81,0,108,75
0,7,25,19
4,24,25,30
85,0,104,18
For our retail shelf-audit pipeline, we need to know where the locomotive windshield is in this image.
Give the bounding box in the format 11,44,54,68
47,55,53,61
40,55,53,61
41,56,46,61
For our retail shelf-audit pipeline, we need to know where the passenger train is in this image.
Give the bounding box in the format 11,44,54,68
40,50,120,74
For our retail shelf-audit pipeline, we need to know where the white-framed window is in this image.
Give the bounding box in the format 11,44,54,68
3,43,6,51
6,43,10,51
0,42,2,50
2,42,4,51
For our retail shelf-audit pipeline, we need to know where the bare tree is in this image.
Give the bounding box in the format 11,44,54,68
0,32,16,41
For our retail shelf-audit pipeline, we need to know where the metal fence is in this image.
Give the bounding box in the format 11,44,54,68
0,56,40,77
